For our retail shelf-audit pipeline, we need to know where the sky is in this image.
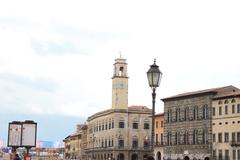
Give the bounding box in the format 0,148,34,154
0,0,240,143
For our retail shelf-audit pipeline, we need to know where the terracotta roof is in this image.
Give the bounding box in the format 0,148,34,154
213,89,240,99
162,85,239,101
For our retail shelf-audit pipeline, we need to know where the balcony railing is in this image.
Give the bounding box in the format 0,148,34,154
155,142,164,147
230,141,240,146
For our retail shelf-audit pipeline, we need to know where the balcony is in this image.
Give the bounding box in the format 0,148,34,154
155,142,164,147
230,141,240,146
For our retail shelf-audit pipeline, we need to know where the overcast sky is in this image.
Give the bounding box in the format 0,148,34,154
0,0,240,142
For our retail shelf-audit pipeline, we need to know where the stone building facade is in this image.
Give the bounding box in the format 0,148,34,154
154,113,164,160
212,89,240,160
162,85,239,160
85,57,153,160
63,124,88,160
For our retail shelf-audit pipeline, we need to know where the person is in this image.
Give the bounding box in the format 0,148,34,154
14,153,21,160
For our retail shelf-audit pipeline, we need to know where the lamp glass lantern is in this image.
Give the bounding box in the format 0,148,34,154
147,60,162,89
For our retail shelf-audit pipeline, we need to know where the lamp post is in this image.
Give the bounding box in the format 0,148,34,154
147,59,162,154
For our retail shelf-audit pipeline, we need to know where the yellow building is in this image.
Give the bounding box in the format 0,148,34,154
63,124,87,160
85,57,153,160
154,113,164,160
212,88,240,160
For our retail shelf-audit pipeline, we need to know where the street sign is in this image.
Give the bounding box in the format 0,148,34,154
8,122,22,147
22,122,37,147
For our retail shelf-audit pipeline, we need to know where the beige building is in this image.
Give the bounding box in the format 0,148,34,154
85,57,153,160
63,124,88,160
162,85,239,160
154,113,164,160
212,89,240,160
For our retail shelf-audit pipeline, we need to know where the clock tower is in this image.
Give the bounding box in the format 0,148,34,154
112,56,128,109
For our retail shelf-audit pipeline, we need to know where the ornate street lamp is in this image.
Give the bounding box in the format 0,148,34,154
147,59,162,154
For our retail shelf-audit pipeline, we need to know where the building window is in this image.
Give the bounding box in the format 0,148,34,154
175,131,180,145
144,123,149,129
167,132,171,145
219,106,222,115
213,107,215,116
132,139,138,148
167,110,170,123
133,122,138,129
232,105,235,114
225,133,229,142
218,133,222,143
233,150,236,160
224,100,229,104
184,131,189,144
175,108,180,122
237,150,240,160
185,107,189,121
225,150,229,160
238,104,240,113
102,124,104,130
237,132,240,142
218,100,222,104
203,105,208,119
203,129,207,144
118,139,124,148
156,134,158,144
109,122,111,129
232,98,236,103
105,139,107,147
105,123,108,130
225,105,228,115
156,121,158,129
219,150,223,160
161,133,163,145
161,121,163,128
232,132,236,142
112,120,114,128
193,106,198,120
144,136,150,148
213,134,216,142
119,121,124,128
213,150,216,159
193,129,198,144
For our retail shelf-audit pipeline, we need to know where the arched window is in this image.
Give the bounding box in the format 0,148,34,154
175,131,180,145
193,129,198,144
193,106,198,120
203,105,208,119
167,132,171,145
184,130,189,144
218,100,222,105
231,99,236,103
202,128,208,144
224,99,229,104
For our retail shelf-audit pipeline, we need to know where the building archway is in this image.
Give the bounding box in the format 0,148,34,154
131,153,138,160
184,156,190,160
157,151,161,160
204,157,210,160
117,153,124,160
